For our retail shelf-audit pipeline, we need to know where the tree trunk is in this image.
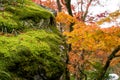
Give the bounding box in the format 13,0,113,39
65,0,73,16
64,1,74,80
56,0,62,12
64,43,70,80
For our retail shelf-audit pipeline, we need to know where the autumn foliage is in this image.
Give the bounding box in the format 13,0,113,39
56,12,120,79
33,0,120,79
65,24,120,71
33,0,59,11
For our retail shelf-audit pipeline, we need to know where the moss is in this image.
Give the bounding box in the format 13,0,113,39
6,5,53,20
0,0,65,79
0,30,64,79
0,12,21,33
0,0,54,33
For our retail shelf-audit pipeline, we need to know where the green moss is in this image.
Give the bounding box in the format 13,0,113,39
0,30,64,79
0,12,22,33
0,0,65,79
6,5,53,20
0,0,54,33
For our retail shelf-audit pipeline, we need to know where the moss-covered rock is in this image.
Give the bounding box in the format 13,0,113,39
0,0,64,80
0,30,64,80
0,0,55,33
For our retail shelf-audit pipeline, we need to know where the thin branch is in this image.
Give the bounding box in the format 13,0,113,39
82,0,93,21
80,0,83,17
114,55,120,58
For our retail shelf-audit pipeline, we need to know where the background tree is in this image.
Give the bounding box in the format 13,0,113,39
33,0,120,80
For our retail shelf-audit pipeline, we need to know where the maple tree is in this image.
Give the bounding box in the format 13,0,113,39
33,0,120,80
64,22,120,79
56,8,120,80
56,11,120,79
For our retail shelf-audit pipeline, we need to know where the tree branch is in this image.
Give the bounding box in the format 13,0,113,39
56,0,62,12
80,0,83,17
114,55,120,57
82,0,93,21
65,0,73,16
96,45,120,80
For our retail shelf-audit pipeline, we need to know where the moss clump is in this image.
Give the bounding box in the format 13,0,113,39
0,30,64,80
0,0,55,33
